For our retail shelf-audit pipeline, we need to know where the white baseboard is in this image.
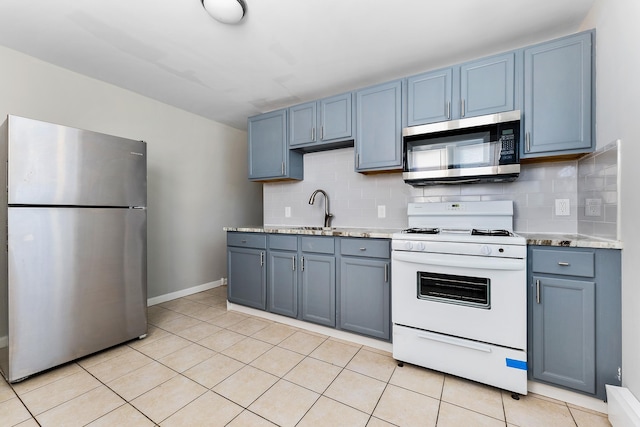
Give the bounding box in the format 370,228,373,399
227,302,393,354
147,279,225,306
606,385,640,427
528,381,608,414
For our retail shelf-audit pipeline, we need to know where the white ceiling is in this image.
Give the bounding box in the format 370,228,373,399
0,0,595,130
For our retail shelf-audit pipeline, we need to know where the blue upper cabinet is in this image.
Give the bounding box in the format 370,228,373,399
407,52,515,126
460,53,515,118
406,68,453,126
289,92,353,150
355,80,403,172
248,109,303,181
289,102,317,146
522,32,593,158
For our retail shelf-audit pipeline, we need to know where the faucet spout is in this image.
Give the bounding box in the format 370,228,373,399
308,189,333,228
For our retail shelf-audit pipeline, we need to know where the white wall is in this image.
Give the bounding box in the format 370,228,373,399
0,45,263,299
581,0,640,401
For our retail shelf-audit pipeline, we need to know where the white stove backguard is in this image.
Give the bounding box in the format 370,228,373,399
407,200,515,231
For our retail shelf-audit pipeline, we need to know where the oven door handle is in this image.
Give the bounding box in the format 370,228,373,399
392,251,525,271
417,330,492,353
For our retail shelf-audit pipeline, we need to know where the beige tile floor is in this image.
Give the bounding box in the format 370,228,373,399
0,286,612,427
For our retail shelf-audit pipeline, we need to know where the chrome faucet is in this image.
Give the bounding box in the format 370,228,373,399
308,189,333,228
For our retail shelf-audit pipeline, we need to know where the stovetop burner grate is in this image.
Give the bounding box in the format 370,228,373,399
471,229,513,237
404,227,440,234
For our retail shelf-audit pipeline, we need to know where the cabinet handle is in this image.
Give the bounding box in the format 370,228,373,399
356,153,360,168
461,99,465,117
359,247,366,251
321,126,324,140
384,264,389,283
536,279,540,304
260,252,264,267
292,256,296,271
446,101,451,119
558,261,570,266
301,256,305,272
241,239,247,243
525,132,531,152
311,127,315,141
281,162,285,175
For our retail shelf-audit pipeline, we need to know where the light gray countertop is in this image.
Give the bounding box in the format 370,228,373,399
518,233,623,249
224,227,623,249
223,226,399,239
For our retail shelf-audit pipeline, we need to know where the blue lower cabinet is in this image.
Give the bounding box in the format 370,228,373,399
337,238,391,341
300,253,336,327
528,246,621,400
227,246,266,310
228,233,392,341
532,275,596,393
267,250,298,318
339,257,390,340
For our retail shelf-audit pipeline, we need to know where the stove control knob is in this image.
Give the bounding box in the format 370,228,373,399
404,241,413,250
416,242,426,251
480,245,492,256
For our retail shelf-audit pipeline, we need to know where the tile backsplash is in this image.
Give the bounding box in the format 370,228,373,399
577,140,620,240
263,146,618,239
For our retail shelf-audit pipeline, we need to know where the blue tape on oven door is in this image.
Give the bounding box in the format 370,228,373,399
506,358,528,370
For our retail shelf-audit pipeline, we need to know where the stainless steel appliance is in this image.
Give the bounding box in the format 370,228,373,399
391,200,527,394
402,111,520,185
0,115,147,382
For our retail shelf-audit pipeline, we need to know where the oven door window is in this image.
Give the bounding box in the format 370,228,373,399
417,271,490,309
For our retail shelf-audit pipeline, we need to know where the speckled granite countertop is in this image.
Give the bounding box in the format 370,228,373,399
224,227,623,249
518,233,623,249
223,226,399,239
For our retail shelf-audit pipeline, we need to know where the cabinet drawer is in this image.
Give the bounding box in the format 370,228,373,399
227,232,267,249
269,234,297,251
340,238,390,259
300,236,335,254
531,248,595,277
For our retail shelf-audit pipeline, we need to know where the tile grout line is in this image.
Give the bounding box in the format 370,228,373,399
76,356,158,426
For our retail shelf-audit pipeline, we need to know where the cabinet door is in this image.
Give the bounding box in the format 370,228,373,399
339,258,390,340
300,254,336,327
532,275,596,394
460,53,514,118
320,93,352,142
227,247,266,310
268,250,298,318
523,33,592,157
355,80,403,171
407,68,452,126
289,102,317,146
248,109,303,181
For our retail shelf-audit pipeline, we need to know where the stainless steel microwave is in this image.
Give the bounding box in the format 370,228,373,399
402,110,520,186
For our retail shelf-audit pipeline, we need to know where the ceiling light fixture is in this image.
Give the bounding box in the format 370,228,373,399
201,0,247,24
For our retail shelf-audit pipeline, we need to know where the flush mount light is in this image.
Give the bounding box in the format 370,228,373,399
201,0,247,24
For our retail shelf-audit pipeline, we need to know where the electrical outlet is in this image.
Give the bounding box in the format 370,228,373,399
378,205,386,218
555,199,570,216
284,207,291,218
585,198,602,217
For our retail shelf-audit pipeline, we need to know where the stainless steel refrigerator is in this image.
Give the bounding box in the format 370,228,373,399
0,115,147,382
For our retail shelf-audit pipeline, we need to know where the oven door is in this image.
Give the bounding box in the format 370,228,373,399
391,250,526,350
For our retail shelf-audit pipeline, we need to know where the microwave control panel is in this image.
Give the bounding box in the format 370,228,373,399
498,125,518,164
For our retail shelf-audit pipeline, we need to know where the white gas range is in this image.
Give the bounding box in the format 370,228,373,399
391,200,528,395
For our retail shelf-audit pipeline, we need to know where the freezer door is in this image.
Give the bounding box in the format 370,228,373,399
8,115,146,207
7,207,147,382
